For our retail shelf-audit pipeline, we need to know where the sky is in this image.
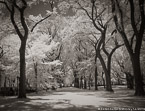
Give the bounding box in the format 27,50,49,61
0,1,74,18
25,1,74,17
26,2,50,16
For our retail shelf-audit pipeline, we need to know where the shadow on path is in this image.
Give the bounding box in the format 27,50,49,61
0,86,145,111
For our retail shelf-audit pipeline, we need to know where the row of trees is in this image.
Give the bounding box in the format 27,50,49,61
0,0,145,98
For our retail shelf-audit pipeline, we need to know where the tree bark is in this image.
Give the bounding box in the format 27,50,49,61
131,54,145,96
18,40,27,98
84,77,87,89
98,53,113,92
95,65,98,90
105,72,113,91
102,72,106,89
125,72,134,89
111,0,145,96
0,0,28,98
74,71,79,88
80,77,83,89
34,62,38,93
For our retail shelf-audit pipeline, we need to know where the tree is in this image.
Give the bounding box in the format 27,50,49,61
0,0,56,98
77,0,123,91
0,46,4,59
0,34,20,94
0,0,29,98
26,30,61,92
112,48,134,88
111,0,145,96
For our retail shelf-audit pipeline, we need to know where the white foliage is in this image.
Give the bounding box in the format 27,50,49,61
29,14,43,22
42,60,63,66
26,32,60,63
58,1,70,14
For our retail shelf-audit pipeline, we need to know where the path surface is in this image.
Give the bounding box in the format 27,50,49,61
0,86,145,111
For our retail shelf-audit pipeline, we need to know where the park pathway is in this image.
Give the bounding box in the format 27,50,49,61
0,86,145,111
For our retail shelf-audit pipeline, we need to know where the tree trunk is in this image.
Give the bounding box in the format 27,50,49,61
88,79,91,90
131,55,145,96
4,76,7,88
105,72,113,91
34,62,38,93
80,77,83,89
76,78,79,88
98,54,113,91
18,40,26,98
102,72,106,89
74,77,79,88
95,66,98,90
111,0,145,96
84,78,87,89
125,72,134,89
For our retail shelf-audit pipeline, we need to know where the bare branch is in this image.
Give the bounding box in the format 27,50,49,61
128,0,139,37
0,46,4,58
102,43,109,56
110,43,124,57
10,5,23,40
87,37,96,47
111,0,133,55
78,2,92,20
97,19,104,29
95,8,106,21
130,33,135,48
91,32,99,41
0,1,12,12
31,14,51,32
115,0,124,31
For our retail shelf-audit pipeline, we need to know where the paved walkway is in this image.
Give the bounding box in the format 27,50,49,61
0,86,145,111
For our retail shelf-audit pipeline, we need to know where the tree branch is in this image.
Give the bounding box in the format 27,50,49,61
135,0,145,53
31,14,51,32
10,5,23,40
0,46,4,58
78,2,92,20
102,43,109,56
0,1,12,12
128,0,139,37
111,0,133,55
130,33,135,48
115,0,124,31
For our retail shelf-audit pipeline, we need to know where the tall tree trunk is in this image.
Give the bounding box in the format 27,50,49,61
111,0,145,96
74,78,79,88
0,0,28,98
98,54,113,91
125,72,134,89
88,78,91,90
18,40,26,98
80,77,83,89
76,78,79,88
131,54,145,96
84,77,87,89
34,62,38,93
102,72,106,89
105,72,113,91
95,66,98,90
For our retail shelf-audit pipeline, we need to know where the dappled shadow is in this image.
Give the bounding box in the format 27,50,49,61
0,97,102,111
0,86,145,111
99,86,145,108
109,98,145,108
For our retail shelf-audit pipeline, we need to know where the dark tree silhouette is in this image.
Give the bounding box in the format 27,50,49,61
111,0,145,96
0,0,28,98
78,0,123,91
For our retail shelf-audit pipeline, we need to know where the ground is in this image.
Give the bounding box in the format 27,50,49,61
0,86,145,111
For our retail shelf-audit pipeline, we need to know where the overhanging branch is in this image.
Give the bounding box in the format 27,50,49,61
31,14,51,32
